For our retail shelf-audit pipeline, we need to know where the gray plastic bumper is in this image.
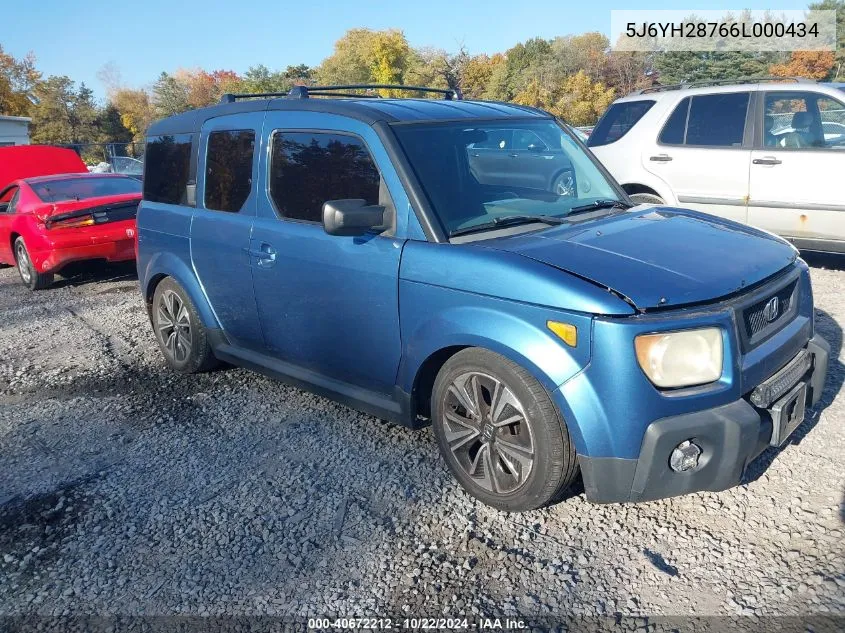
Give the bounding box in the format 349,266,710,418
580,334,830,504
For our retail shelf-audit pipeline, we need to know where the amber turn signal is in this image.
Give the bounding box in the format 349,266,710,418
547,321,577,347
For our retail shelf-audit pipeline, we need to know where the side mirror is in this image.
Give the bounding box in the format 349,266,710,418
322,199,387,236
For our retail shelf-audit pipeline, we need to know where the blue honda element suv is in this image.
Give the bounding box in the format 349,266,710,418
137,84,830,511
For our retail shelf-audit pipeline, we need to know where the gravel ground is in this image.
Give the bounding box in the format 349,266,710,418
0,256,843,628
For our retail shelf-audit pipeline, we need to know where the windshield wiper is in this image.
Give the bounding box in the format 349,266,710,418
449,214,567,238
567,199,632,216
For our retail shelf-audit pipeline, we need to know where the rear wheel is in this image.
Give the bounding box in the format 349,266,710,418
152,277,218,373
628,192,664,205
14,237,53,290
432,348,578,511
551,170,576,197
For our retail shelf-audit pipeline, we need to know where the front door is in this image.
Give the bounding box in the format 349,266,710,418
748,90,845,247
642,91,753,224
251,114,404,395
191,113,265,349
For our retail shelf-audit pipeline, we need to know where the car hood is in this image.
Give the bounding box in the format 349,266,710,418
480,206,797,310
0,146,88,191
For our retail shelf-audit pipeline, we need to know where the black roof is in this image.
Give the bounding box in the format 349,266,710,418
147,97,549,136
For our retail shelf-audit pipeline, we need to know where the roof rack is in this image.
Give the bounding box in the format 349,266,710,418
633,76,814,95
219,84,463,104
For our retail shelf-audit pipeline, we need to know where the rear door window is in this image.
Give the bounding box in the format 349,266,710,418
204,130,256,212
764,91,845,150
684,93,749,147
588,100,655,147
143,134,194,205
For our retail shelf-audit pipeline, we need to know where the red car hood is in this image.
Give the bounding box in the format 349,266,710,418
0,146,88,190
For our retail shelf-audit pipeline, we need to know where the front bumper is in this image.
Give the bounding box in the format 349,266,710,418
580,335,830,503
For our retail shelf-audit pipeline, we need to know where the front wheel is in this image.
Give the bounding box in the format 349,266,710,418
14,237,53,290
152,277,219,373
432,348,578,511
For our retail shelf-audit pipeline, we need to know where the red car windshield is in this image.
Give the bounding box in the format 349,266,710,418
31,177,141,203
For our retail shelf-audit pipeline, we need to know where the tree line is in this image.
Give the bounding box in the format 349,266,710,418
1,0,842,149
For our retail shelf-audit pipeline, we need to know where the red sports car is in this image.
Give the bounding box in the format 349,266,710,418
0,145,142,289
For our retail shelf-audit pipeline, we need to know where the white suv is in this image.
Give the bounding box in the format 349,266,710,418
588,78,845,253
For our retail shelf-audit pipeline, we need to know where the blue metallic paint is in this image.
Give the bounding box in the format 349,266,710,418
191,112,265,349
136,203,221,329
396,279,594,397
137,98,828,504
554,264,814,459
482,207,798,310
399,240,634,316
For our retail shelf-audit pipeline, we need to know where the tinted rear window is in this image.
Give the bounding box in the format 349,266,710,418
204,130,255,212
143,134,194,205
685,93,749,146
32,177,141,202
588,100,655,147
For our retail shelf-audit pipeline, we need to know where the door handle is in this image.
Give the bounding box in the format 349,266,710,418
649,154,673,162
244,243,277,266
752,156,782,165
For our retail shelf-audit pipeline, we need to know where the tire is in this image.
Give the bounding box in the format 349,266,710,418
151,277,219,374
432,348,578,512
551,170,576,197
628,192,664,205
14,237,54,290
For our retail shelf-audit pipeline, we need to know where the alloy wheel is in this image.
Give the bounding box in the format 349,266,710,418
157,289,191,363
15,241,32,285
441,371,534,495
554,172,575,197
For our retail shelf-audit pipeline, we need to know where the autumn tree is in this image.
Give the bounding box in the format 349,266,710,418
111,88,154,140
461,54,504,99
29,77,102,147
152,72,190,117
0,45,40,117
318,28,412,94
553,72,615,125
770,51,836,80
809,0,844,79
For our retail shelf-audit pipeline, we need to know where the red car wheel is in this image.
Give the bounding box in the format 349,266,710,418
14,237,53,290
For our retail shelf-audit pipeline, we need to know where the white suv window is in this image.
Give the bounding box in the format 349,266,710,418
764,91,845,150
660,93,749,147
587,100,655,147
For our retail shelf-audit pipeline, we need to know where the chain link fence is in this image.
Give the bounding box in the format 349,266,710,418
62,142,146,177
769,108,845,134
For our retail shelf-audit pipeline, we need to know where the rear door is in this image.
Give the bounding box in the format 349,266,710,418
191,113,265,349
748,90,845,247
467,129,514,186
509,128,568,191
641,91,753,224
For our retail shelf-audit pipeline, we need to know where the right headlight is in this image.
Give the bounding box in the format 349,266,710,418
634,327,723,388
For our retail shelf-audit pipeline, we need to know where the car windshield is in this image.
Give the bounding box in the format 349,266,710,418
392,119,623,237
32,176,141,202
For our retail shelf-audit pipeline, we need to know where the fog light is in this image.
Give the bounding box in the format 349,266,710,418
669,440,701,472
